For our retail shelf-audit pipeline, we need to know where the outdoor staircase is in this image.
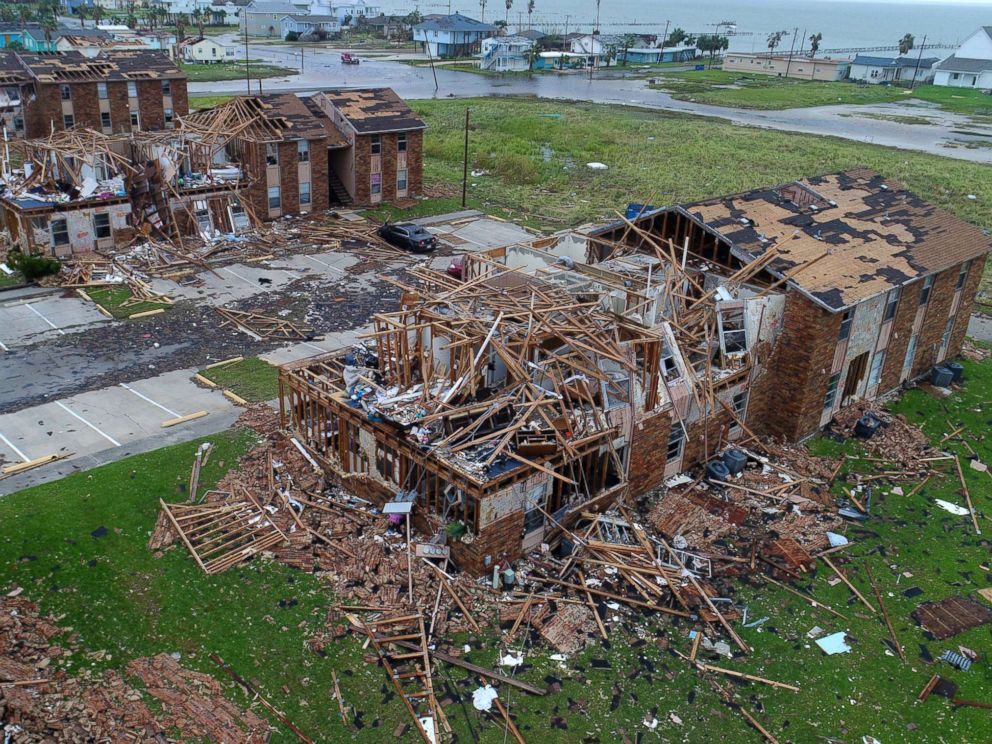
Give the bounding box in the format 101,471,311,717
328,170,352,206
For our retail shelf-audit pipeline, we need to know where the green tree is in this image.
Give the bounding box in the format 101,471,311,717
766,29,785,55
526,0,533,29
479,0,487,24
92,5,105,26
76,4,88,28
504,0,511,26
899,33,914,55
619,33,636,65
41,14,57,49
175,12,188,42
665,27,687,48
17,3,32,31
8,251,60,282
696,33,728,68
808,32,822,56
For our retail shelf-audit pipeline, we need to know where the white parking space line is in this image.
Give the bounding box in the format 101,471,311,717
120,383,181,418
300,341,328,354
283,270,301,280
222,267,257,286
304,254,345,275
0,431,29,462
54,401,121,447
0,338,8,352
25,303,65,335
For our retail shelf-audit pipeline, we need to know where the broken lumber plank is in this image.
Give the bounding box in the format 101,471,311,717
760,575,847,620
528,576,691,617
954,455,981,535
820,556,876,614
223,389,248,406
391,641,546,696
700,664,800,692
128,308,165,319
205,356,244,369
480,676,527,744
331,671,348,725
864,562,905,662
1,453,67,476
161,411,209,428
192,373,218,388
422,559,481,632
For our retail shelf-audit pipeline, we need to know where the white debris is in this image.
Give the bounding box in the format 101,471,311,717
935,499,970,516
472,685,499,711
586,162,608,170
642,714,658,730
669,712,683,725
500,651,524,667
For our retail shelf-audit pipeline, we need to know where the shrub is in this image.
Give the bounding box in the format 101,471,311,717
285,31,299,41
8,251,61,281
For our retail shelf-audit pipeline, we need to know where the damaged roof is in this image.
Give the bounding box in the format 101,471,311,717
314,88,426,134
679,169,992,312
184,93,331,143
9,50,185,82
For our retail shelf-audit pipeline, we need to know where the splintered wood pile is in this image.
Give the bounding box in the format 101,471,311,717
216,307,314,341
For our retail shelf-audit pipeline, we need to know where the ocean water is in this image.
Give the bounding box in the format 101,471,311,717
393,0,990,53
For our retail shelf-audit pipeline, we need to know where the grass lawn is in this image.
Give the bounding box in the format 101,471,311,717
190,94,235,109
179,60,297,82
650,69,912,109
198,357,280,402
0,268,24,287
910,85,992,117
408,98,992,233
4,359,992,741
840,111,937,125
86,287,170,320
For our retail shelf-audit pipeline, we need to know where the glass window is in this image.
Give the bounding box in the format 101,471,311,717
370,134,381,155
60,84,71,101
666,425,684,462
100,111,111,129
883,287,900,322
396,168,408,191
731,390,748,419
62,114,74,129
266,143,279,166
51,219,69,246
161,80,172,96
93,213,111,239
97,82,108,99
267,185,281,209
299,180,311,205
130,111,140,129
397,132,407,152
919,275,934,306
902,334,918,378
838,308,854,341
942,317,955,350
868,351,885,386
297,140,309,162
127,81,138,98
956,260,971,290
370,172,381,195
824,372,841,410
164,108,174,127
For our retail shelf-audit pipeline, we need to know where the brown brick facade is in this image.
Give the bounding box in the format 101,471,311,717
406,129,423,196
310,138,329,212
912,267,957,376
352,134,371,205
108,82,130,134
877,279,922,393
348,130,423,206
136,80,165,131
627,410,672,497
449,509,524,575
948,255,986,359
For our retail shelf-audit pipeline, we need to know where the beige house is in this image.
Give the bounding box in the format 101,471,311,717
723,53,850,81
174,36,235,63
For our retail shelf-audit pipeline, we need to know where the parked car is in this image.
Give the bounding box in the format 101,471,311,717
341,53,360,64
377,222,438,253
447,254,465,279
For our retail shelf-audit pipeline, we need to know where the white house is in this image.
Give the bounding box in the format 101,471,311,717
413,13,495,58
210,0,243,25
307,0,379,23
479,35,533,72
175,35,235,62
280,14,340,37
150,0,214,16
934,26,992,90
849,55,939,85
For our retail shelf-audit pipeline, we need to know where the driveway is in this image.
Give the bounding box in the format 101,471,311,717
0,295,110,351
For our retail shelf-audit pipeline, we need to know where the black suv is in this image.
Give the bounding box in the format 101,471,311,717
377,222,438,253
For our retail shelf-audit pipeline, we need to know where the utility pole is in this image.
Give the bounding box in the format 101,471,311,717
243,20,251,94
461,108,469,208
796,26,807,60
426,37,439,91
911,33,927,89
563,14,569,51
300,46,304,73
784,26,798,78
661,19,670,49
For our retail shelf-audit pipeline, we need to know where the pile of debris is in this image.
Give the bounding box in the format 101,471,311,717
0,595,269,742
831,403,940,467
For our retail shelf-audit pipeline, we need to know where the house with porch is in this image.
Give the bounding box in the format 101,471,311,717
933,26,992,89
413,13,495,58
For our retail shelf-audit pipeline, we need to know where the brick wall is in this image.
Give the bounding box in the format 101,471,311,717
310,137,329,212
23,83,61,137
241,143,268,220
70,83,100,131
748,291,842,442
352,135,371,205
683,405,738,468
277,140,299,216
136,81,165,131
627,409,672,496
170,78,189,118
912,267,958,376
406,129,423,197
948,255,987,359
450,509,524,575
380,132,397,202
877,279,922,392
108,82,130,134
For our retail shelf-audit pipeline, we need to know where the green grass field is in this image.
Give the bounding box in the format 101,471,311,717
86,287,170,320
4,359,992,742
402,98,992,233
179,60,297,82
189,94,236,109
198,357,280,402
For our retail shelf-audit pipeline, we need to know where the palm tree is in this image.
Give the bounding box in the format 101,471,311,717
175,13,188,42
0,6,14,23
92,5,105,27
17,4,32,32
77,4,88,28
767,30,785,55
808,32,822,57
526,0,534,29
504,0,512,27
41,15,57,51
125,12,138,29
479,0,487,23
193,8,206,37
898,33,915,56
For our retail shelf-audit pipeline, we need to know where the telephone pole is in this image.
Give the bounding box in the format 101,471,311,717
461,108,470,208
784,26,798,78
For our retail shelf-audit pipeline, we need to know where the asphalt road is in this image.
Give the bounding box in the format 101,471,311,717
194,37,992,164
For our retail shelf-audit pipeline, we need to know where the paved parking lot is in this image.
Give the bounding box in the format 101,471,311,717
0,295,110,350
0,368,238,495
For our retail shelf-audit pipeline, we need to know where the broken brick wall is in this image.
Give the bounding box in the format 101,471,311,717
450,508,524,575
627,408,672,496
948,254,987,361
23,83,63,138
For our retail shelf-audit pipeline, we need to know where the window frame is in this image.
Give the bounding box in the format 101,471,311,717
396,168,408,191
51,218,69,247
92,212,112,240
919,275,934,306
127,81,138,98
956,260,971,290
60,84,71,101
130,110,140,129
838,308,854,341
297,139,310,162
823,372,841,411
868,350,885,386
62,113,74,129
370,172,382,195
370,134,381,156
397,132,407,152
883,287,900,322
100,110,111,130
265,143,279,166
164,107,174,127
161,79,172,96
97,82,108,99
299,180,311,205
267,185,281,210
666,424,685,462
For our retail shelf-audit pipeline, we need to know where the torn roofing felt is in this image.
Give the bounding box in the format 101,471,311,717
680,169,992,312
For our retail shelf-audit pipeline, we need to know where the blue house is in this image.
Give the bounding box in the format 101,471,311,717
624,44,697,65
413,13,495,58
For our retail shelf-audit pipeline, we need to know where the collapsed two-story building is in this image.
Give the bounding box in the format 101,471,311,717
279,169,990,573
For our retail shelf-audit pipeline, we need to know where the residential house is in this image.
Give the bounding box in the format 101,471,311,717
279,14,340,38
934,26,992,89
413,13,495,58
723,52,850,81
848,55,938,85
624,43,697,64
7,50,188,139
514,28,545,42
150,0,215,17
533,51,592,70
210,0,246,26
359,14,409,39
56,35,150,57
0,22,36,49
241,1,304,36
277,169,989,571
479,35,533,72
308,0,381,24
174,36,236,62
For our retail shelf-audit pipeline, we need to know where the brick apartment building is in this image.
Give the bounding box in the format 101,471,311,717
0,50,188,139
191,88,425,217
279,169,990,573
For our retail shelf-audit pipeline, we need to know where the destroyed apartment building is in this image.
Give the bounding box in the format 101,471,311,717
279,169,991,573
0,87,423,256
0,49,188,140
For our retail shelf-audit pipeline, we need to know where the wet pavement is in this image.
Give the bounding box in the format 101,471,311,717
195,42,992,164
